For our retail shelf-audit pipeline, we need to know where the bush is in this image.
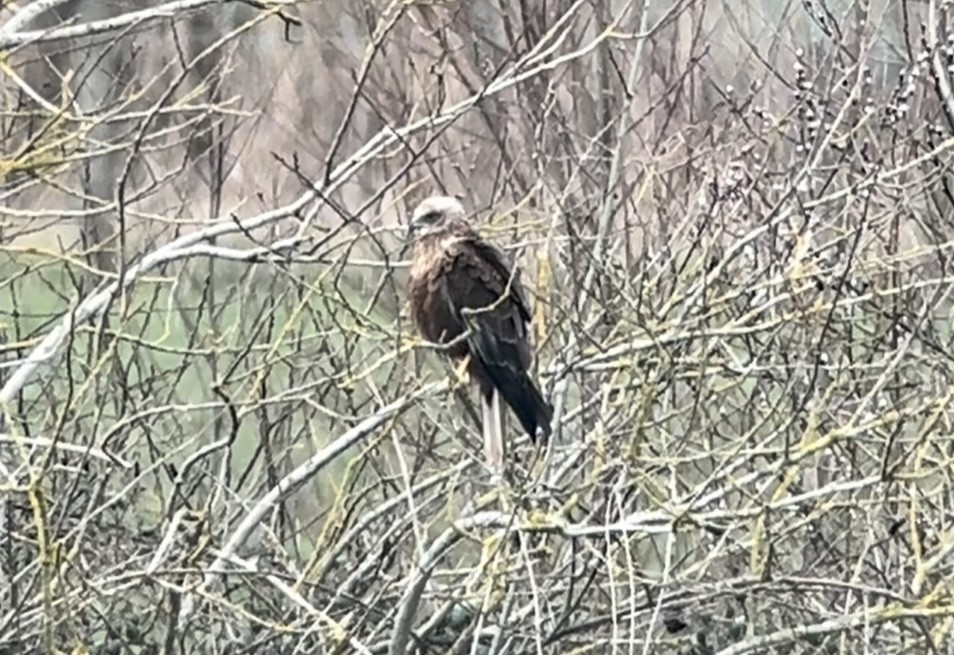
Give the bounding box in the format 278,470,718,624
2,1,954,653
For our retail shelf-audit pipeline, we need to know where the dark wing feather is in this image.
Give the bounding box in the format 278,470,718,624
440,236,553,440
466,238,533,324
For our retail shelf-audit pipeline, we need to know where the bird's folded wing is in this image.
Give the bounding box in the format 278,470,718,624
438,237,533,374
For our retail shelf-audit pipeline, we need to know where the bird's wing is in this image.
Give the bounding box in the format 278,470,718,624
468,237,533,324
439,236,532,373
438,234,553,440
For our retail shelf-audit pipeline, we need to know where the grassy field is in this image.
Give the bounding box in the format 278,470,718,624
0,247,433,558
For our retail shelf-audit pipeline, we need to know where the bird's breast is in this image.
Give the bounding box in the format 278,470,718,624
407,249,467,352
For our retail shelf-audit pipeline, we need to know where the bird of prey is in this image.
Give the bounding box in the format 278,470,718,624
405,195,553,474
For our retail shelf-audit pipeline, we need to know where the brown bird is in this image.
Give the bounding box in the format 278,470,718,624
405,195,552,473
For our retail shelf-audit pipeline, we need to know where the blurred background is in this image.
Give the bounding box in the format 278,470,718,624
2,0,954,652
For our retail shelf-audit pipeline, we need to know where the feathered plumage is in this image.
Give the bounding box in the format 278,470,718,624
405,196,552,472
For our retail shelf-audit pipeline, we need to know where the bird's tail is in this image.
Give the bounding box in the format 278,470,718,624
497,372,553,442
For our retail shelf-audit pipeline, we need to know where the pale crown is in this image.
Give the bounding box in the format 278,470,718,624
407,195,467,239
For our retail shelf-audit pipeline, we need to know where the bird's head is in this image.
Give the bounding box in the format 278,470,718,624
406,195,468,242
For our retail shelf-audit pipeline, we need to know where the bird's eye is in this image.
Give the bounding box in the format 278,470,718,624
421,211,440,223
